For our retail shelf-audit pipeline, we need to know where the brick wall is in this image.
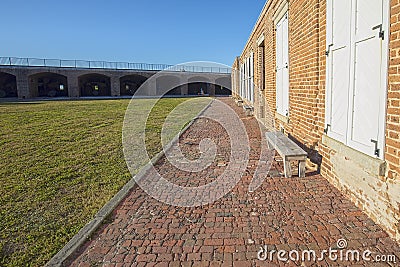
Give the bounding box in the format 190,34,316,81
387,0,400,181
319,0,400,242
262,3,277,128
238,0,280,128
234,0,400,243
238,0,326,152
231,57,240,98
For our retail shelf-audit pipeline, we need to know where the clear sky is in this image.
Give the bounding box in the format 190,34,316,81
1,0,266,67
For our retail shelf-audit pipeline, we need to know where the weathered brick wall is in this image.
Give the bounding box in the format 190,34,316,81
285,0,325,149
384,0,400,239
262,2,278,128
239,0,282,128
387,0,400,182
239,0,326,149
231,57,240,98
235,0,400,243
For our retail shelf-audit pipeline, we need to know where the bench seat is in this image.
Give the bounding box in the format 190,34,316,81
243,105,254,116
265,131,307,178
235,99,244,106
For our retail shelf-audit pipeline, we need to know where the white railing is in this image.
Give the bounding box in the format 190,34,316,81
0,57,231,74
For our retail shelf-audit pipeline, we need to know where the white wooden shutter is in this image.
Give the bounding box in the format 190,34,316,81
250,52,254,103
348,0,384,156
276,18,283,115
242,61,244,99
276,13,289,116
244,60,247,100
240,64,243,98
325,0,333,131
281,14,289,116
325,0,352,143
325,0,388,158
248,56,251,102
247,56,250,102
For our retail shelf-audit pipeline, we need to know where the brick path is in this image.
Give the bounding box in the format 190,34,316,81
68,97,400,266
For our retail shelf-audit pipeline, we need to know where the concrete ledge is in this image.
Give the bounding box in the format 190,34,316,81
322,134,386,176
45,98,214,267
275,112,289,124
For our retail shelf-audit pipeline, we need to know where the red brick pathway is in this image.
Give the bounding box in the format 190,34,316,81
68,97,399,266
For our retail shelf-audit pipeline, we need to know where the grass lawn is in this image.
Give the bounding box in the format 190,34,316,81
0,97,210,266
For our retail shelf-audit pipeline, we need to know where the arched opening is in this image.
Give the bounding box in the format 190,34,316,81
156,75,181,96
0,72,17,98
120,74,148,96
79,74,111,97
215,77,231,95
29,72,68,97
188,76,211,95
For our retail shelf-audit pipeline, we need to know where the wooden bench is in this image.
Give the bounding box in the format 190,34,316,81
265,131,307,178
235,99,244,106
243,105,254,116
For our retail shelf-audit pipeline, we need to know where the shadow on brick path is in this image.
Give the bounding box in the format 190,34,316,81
67,97,400,267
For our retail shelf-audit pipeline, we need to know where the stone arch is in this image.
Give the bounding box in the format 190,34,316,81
0,72,17,98
120,74,148,96
156,75,181,96
78,73,111,97
28,72,68,97
188,76,211,95
215,76,231,95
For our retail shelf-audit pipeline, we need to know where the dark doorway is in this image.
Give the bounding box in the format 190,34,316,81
79,74,111,96
0,72,17,98
29,72,68,97
215,77,231,95
188,76,211,95
188,82,210,95
120,75,148,96
165,86,182,95
215,85,231,95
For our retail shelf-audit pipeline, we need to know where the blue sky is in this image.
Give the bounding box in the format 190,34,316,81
1,0,266,67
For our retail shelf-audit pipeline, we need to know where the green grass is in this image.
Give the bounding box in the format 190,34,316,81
0,97,210,266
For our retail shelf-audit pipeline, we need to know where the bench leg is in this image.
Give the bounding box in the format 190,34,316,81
298,160,306,178
284,158,292,178
266,141,271,150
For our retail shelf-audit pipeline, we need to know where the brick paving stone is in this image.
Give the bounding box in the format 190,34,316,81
67,97,400,266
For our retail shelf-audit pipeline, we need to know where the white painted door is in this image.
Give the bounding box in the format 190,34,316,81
326,0,389,158
276,12,289,116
